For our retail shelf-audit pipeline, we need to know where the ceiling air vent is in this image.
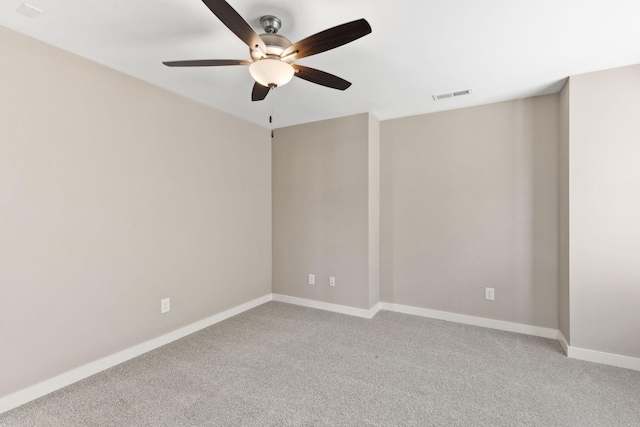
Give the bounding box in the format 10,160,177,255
432,89,472,101
16,3,42,18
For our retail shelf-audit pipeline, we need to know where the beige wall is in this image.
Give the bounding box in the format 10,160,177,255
567,64,640,358
368,114,381,308
272,114,372,309
380,96,559,328
558,80,571,341
0,27,271,397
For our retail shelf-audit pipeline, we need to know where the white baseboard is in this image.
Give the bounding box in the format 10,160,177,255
0,294,273,415
557,330,569,355
272,294,381,319
553,330,640,371
567,345,640,371
379,302,559,339
269,296,558,339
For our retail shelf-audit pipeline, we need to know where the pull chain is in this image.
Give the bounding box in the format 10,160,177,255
269,87,274,124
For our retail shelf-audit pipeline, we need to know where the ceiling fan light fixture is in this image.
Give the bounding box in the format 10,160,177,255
162,1,372,102
249,58,294,88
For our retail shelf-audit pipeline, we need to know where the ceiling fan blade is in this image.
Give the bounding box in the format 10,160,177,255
292,65,352,90
252,82,270,101
201,0,267,53
283,19,371,60
163,59,251,67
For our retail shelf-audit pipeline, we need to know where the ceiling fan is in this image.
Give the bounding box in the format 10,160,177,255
163,0,372,101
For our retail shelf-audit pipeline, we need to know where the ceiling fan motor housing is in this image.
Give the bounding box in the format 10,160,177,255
250,33,293,61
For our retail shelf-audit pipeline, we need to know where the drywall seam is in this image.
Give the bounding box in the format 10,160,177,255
0,294,273,415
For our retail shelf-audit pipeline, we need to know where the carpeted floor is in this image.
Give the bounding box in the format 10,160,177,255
1,301,639,426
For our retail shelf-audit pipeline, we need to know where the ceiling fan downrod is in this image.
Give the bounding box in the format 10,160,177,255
260,15,281,34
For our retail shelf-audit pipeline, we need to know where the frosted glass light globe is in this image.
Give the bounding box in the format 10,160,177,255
249,58,295,88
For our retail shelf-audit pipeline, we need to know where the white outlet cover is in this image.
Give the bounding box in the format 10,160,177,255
161,298,171,313
485,288,495,301
308,274,315,285
329,276,336,287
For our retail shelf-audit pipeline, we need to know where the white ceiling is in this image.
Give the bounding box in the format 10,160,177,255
2,0,640,128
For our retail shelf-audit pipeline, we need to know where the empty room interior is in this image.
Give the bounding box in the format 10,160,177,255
1,0,640,425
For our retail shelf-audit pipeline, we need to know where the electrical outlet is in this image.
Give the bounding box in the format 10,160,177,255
329,276,336,287
485,287,495,301
308,274,315,285
161,298,171,313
